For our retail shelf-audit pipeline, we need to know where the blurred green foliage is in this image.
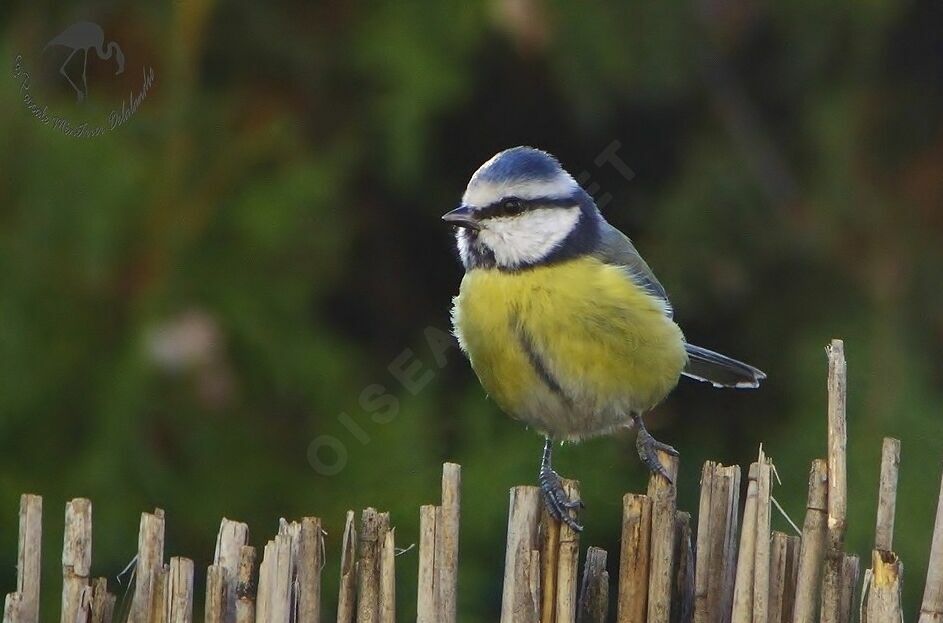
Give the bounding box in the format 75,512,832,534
1,0,943,619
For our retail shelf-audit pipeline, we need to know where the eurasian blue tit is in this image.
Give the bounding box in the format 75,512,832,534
445,146,765,531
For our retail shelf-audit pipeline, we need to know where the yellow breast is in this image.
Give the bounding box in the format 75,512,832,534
451,256,687,440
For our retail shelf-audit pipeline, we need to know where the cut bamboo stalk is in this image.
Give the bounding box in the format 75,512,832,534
617,493,652,623
769,533,789,623
270,533,295,623
919,465,943,623
792,459,828,623
672,511,695,623
357,508,383,623
89,578,116,623
695,464,739,623
379,527,396,623
539,505,561,623
555,480,581,623
753,461,772,623
438,463,461,623
866,550,902,622
837,554,858,623
3,594,22,623
820,340,848,623
61,498,92,623
647,450,680,623
234,546,256,623
417,505,438,623
213,518,248,623
732,464,759,623
875,438,901,552
722,466,743,623
16,495,42,623
204,565,226,623
153,564,169,623
694,462,717,623
254,540,274,623
529,549,542,620
576,547,608,623
337,511,357,623
299,517,324,623
167,557,194,623
130,510,165,623
500,486,541,623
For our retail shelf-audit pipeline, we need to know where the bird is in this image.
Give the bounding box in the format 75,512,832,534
445,146,765,531
44,21,125,103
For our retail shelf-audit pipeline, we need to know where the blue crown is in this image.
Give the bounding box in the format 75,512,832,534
476,146,563,183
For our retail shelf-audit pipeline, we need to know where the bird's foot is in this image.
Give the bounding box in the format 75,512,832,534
538,463,584,532
636,425,679,483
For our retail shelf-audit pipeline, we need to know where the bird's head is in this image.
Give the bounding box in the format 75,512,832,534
444,146,600,270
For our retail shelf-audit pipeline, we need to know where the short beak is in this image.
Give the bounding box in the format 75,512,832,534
442,205,480,230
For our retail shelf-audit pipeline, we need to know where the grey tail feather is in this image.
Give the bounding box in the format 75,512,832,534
682,344,766,389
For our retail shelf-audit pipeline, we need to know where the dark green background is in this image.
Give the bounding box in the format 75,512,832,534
2,1,942,620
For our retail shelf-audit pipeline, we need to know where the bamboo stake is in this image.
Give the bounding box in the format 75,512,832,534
271,533,295,623
838,554,858,623
204,565,226,623
556,480,581,623
695,464,739,623
417,505,438,622
167,558,194,623
213,518,248,623
90,578,116,623
299,517,324,623
153,564,169,623
672,511,695,623
438,463,460,623
875,438,901,552
617,493,652,623
647,451,680,623
3,595,21,623
130,510,165,623
61,498,92,623
821,340,848,623
500,486,541,623
732,464,759,623
754,461,772,623
792,459,828,623
16,495,42,623
379,527,396,623
866,550,902,622
694,462,717,623
722,466,743,623
357,509,383,623
769,533,789,623
234,546,256,623
577,547,608,623
539,506,561,623
919,465,943,623
337,511,357,623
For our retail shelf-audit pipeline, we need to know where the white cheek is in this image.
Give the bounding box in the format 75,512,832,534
478,207,581,268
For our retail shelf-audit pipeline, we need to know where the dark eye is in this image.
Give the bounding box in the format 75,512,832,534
500,199,526,216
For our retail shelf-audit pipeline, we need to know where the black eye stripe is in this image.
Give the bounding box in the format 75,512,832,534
477,196,577,219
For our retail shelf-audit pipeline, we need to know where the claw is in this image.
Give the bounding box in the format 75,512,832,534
539,464,584,532
635,422,679,483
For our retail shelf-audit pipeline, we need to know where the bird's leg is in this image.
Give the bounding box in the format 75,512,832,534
633,413,679,482
59,49,83,102
537,437,584,532
81,49,89,101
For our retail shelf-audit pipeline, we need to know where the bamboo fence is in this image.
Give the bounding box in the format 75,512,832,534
4,339,943,622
